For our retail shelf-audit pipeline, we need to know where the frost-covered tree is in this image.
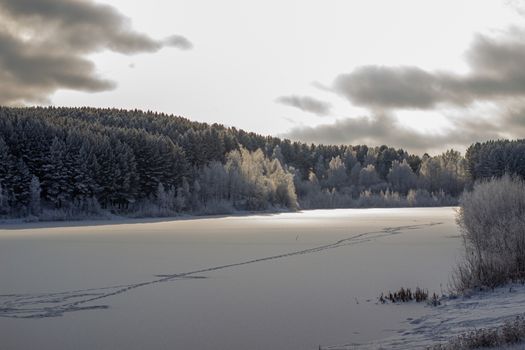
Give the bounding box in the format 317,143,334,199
199,161,229,201
220,148,297,210
325,156,348,190
358,164,381,189
191,180,201,210
0,106,496,217
267,158,297,209
439,149,467,196
156,183,169,212
343,149,358,171
271,144,284,165
387,160,417,195
175,178,190,212
364,148,377,166
419,151,467,196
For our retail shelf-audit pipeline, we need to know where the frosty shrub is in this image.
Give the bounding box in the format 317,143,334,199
453,175,525,291
39,197,107,221
430,315,525,349
199,199,234,215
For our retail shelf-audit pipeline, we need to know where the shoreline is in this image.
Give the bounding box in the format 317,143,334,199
0,206,459,230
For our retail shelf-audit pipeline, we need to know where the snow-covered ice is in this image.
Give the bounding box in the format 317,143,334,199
0,207,485,349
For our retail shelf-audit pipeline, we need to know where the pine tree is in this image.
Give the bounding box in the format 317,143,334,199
29,175,42,215
73,141,99,201
11,159,32,212
42,137,70,208
0,136,15,197
0,183,9,215
350,162,362,186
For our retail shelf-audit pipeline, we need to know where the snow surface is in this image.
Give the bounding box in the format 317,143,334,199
327,284,525,349
0,208,481,349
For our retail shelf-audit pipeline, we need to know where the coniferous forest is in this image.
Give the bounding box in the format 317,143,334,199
0,106,521,220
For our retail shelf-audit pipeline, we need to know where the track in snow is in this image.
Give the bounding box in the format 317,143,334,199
0,222,442,319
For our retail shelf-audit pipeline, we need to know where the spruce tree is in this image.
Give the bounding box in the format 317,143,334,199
29,175,42,215
42,137,70,208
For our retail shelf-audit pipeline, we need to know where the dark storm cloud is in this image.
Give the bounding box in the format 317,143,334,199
275,95,332,116
285,113,503,154
332,32,525,110
0,0,192,105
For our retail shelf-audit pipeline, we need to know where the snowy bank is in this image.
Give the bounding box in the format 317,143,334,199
326,285,525,349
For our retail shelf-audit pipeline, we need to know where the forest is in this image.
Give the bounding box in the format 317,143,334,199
0,106,520,219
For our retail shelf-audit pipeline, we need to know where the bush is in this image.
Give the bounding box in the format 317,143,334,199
453,175,525,291
199,199,234,215
39,198,109,221
379,287,429,303
430,316,525,349
379,287,441,306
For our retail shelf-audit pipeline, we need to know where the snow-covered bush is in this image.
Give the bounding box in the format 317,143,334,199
39,197,107,221
431,315,525,349
453,175,525,291
199,199,234,215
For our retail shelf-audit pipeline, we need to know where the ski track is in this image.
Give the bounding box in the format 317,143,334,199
0,222,441,319
324,285,525,349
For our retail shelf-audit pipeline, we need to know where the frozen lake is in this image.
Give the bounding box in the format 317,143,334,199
0,208,462,350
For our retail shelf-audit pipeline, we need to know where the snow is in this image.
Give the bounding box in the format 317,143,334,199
327,284,525,349
0,207,482,350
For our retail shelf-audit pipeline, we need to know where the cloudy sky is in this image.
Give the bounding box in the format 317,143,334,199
1,0,524,154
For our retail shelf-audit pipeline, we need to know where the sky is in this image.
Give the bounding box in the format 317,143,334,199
1,0,524,154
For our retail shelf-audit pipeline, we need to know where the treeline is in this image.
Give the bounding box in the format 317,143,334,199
0,107,519,219
465,139,525,181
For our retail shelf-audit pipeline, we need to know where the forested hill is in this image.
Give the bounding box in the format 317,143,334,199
0,106,520,219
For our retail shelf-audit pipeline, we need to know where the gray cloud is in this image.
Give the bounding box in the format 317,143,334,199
0,30,114,104
275,95,332,116
163,35,193,50
285,114,503,154
333,66,448,109
284,6,525,153
502,104,525,134
332,32,525,110
0,0,192,105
